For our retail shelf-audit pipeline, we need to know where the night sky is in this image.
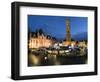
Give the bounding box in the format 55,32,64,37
28,15,88,40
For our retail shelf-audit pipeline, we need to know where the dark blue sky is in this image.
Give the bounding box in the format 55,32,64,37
28,15,87,39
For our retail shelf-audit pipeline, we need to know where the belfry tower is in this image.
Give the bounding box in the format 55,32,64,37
66,18,71,45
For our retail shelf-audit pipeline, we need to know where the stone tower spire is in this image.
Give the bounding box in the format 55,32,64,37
66,18,71,45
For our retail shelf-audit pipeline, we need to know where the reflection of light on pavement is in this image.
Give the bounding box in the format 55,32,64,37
55,61,60,65
53,55,60,65
29,54,39,65
54,55,57,59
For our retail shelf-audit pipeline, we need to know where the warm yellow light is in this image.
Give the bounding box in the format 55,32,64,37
29,54,39,65
29,35,53,49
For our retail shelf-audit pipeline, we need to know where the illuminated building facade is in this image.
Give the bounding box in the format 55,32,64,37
28,30,54,49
